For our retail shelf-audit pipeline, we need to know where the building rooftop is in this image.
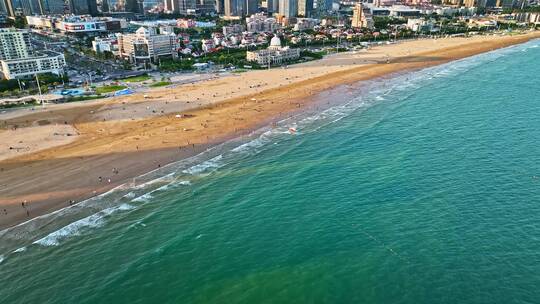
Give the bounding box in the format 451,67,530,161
1,50,63,63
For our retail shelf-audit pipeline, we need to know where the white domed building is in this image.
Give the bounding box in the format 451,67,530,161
269,35,282,50
246,35,300,66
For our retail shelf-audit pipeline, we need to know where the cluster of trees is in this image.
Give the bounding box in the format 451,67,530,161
374,17,407,30
0,79,19,93
174,27,218,40
37,73,69,86
286,31,409,49
6,16,26,29
159,47,264,71
0,73,68,97
92,50,116,61
172,18,244,40
159,58,196,71
300,50,326,59
202,48,259,66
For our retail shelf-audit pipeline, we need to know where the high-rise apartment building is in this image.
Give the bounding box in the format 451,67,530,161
297,0,312,16
164,0,172,10
224,0,243,16
101,0,109,11
0,28,32,61
315,0,332,16
279,0,297,17
463,0,487,7
245,0,257,14
41,0,66,14
124,0,142,12
496,0,516,7
265,0,278,13
351,3,373,29
351,2,362,27
0,0,7,14
0,28,66,79
88,0,99,15
216,0,225,13
0,0,53,16
224,0,258,16
13,0,40,15
68,0,98,15
1,50,66,79
196,0,215,14
1,0,12,16
165,0,196,13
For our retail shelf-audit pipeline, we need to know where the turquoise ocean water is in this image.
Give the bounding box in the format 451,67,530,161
1,39,540,303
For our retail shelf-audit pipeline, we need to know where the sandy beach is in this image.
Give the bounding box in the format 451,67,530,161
1,31,539,230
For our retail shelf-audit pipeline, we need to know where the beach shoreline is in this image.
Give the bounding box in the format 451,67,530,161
1,31,539,230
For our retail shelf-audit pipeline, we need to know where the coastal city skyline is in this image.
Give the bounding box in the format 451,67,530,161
0,0,537,92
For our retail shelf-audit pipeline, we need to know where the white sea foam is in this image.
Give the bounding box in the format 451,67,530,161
13,247,26,253
129,220,148,229
123,192,136,199
33,203,135,247
182,155,224,175
154,181,175,192
132,172,175,189
0,184,126,236
132,192,154,203
232,137,266,153
131,179,190,203
232,128,287,153
0,255,4,264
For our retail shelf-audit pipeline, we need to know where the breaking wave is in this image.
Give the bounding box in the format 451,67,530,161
33,204,135,247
